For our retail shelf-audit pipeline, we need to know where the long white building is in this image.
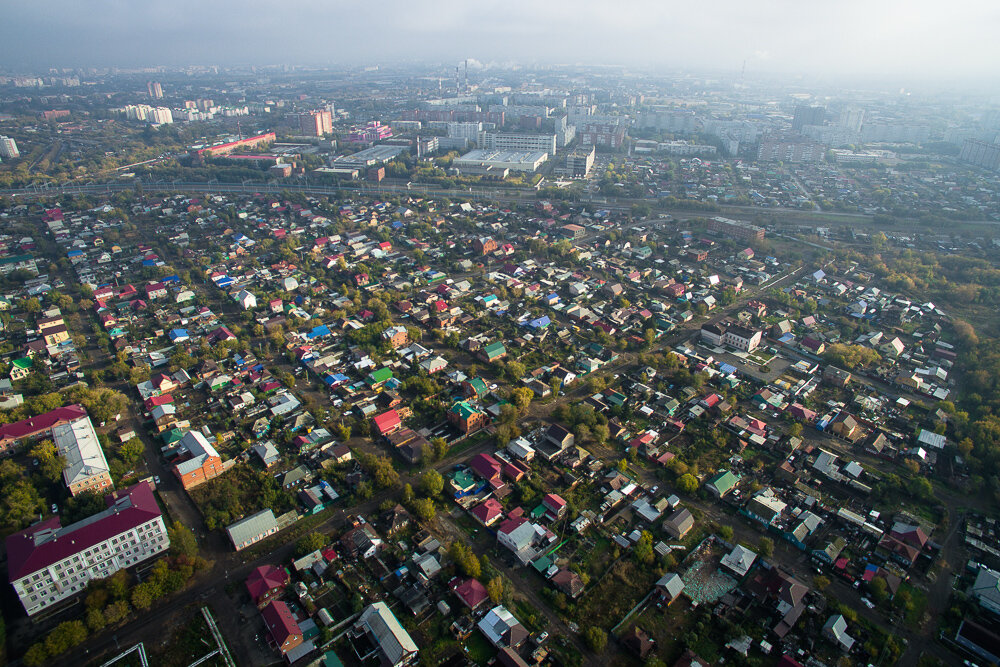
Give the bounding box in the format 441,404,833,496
0,136,19,159
477,131,556,155
6,483,169,616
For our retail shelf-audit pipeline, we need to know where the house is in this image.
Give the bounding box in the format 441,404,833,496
253,442,281,468
622,627,655,660
971,567,1000,616
480,341,507,363
10,358,32,381
478,605,529,649
545,423,575,451
173,430,229,489
373,409,402,437
721,544,757,578
382,325,409,348
551,568,585,598
830,412,862,442
655,572,685,603
226,509,279,551
246,565,289,608
745,490,787,525
462,377,489,400
54,417,113,496
471,498,504,526
723,325,763,352
822,614,855,652
663,507,694,539
340,523,383,559
451,577,490,611
448,401,489,433
497,518,551,565
542,493,567,519
262,600,303,656
235,290,257,310
365,367,393,389
705,470,740,498
351,602,419,667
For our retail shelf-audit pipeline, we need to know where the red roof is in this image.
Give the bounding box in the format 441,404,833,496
373,409,401,436
260,600,301,648
0,404,87,444
246,565,289,604
542,493,567,511
471,498,504,525
6,484,161,582
451,577,490,609
468,453,502,484
144,394,174,410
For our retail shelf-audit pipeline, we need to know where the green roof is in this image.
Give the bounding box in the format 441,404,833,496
367,367,393,385
483,341,506,359
161,428,186,444
451,469,476,490
706,470,739,493
468,377,488,395
12,358,32,369
450,400,480,419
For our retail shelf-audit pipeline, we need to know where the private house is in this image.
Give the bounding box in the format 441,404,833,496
705,470,740,498
550,568,584,598
478,606,529,649
663,507,695,539
246,565,289,609
351,602,419,667
261,600,303,656
373,409,402,437
382,325,409,348
655,573,685,604
227,509,279,551
448,401,489,433
236,290,257,310
451,577,490,611
721,544,757,578
173,430,229,489
480,341,508,363
822,614,855,652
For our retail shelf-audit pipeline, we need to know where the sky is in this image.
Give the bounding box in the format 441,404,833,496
4,0,999,81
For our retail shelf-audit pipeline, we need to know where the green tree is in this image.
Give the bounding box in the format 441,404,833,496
814,575,831,591
758,537,774,557
103,600,130,625
23,644,48,667
130,582,159,610
487,577,505,603
167,521,198,558
44,620,87,657
411,498,436,521
295,531,327,557
419,469,444,497
677,473,698,494
584,626,608,653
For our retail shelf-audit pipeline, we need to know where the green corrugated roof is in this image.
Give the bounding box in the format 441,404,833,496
367,367,393,385
483,341,506,358
12,358,32,369
450,400,480,419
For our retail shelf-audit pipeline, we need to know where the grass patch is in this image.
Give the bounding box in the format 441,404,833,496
146,608,227,667
465,631,496,665
575,558,657,630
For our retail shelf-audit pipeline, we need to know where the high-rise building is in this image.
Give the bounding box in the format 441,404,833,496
839,107,865,132
297,110,333,136
6,483,169,616
447,122,482,141
578,122,626,149
0,136,20,159
147,81,163,99
147,107,173,124
757,135,825,163
960,139,1000,171
792,105,826,131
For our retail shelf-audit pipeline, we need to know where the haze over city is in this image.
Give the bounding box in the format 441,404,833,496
2,3,1000,667
4,0,1000,86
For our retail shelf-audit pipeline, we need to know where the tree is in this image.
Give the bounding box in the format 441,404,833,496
634,531,655,565
758,537,774,557
718,525,734,541
509,387,533,411
30,440,63,483
788,422,804,438
295,531,327,557
401,483,415,504
103,599,130,625
23,644,48,667
487,577,504,603
432,437,449,460
677,473,699,494
168,521,198,558
419,470,444,497
1,480,43,528
813,575,831,591
108,570,130,600
584,626,608,653
130,582,159,610
411,498,436,521
45,620,87,657
449,541,481,578
86,607,107,632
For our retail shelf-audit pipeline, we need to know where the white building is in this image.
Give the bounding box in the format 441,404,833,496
453,149,548,173
723,325,763,352
6,483,168,616
447,122,482,141
147,107,174,124
477,131,557,155
235,289,257,310
0,136,19,159
53,416,113,496
226,509,279,551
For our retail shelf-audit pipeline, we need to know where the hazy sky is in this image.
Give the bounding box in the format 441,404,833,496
4,0,999,80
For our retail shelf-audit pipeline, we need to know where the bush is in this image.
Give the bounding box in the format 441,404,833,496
584,626,607,653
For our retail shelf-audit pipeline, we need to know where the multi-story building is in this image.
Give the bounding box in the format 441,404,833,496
477,131,557,155
0,404,87,453
757,136,825,163
147,81,163,99
578,122,626,149
447,122,482,141
563,146,595,177
792,105,825,131
707,217,764,243
960,139,1000,172
0,136,20,159
297,110,333,137
723,325,763,353
6,483,168,616
54,417,113,496
147,107,173,124
347,121,392,143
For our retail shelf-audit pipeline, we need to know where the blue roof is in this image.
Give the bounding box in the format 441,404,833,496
527,316,551,329
307,325,331,339
169,328,189,340
67,250,83,257
141,259,156,266
719,363,737,374
391,220,404,229
161,275,180,283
